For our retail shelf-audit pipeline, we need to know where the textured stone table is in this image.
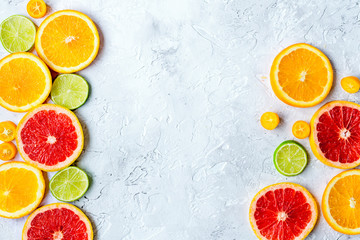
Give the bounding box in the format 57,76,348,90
0,0,359,239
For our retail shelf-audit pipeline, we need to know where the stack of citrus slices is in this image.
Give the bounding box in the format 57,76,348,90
0,1,99,239
252,42,360,239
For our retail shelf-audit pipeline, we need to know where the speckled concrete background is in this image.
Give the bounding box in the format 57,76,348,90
1,0,360,239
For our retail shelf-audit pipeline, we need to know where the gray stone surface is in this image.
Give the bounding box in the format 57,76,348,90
0,0,359,239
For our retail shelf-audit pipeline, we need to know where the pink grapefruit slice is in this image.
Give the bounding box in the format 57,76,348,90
249,182,318,240
16,104,84,171
22,203,93,240
310,101,360,169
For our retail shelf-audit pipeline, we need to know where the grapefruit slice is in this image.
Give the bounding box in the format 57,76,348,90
22,203,93,240
310,101,360,169
16,104,84,171
249,182,318,240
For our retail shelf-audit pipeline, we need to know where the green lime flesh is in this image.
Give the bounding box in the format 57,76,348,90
51,74,90,110
50,166,89,202
0,15,36,53
273,140,308,176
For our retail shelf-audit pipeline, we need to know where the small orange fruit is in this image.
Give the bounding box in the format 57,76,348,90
0,121,16,142
341,76,360,94
0,161,45,218
0,142,17,161
270,43,333,108
27,0,47,19
322,169,360,234
260,112,280,130
0,52,52,112
35,10,100,73
292,120,310,139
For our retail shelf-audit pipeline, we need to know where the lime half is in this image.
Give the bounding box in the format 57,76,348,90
51,74,89,110
50,166,89,202
273,140,307,176
0,15,36,53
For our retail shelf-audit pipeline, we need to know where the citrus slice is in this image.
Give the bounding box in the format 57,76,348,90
322,169,360,234
50,166,89,202
51,74,89,110
260,112,280,130
310,101,360,169
341,76,360,94
27,0,47,19
0,52,52,112
249,182,318,240
16,104,84,171
0,161,45,218
22,203,93,240
35,10,100,73
270,43,333,108
273,140,308,176
292,120,310,139
0,15,36,53
0,121,17,142
0,142,17,161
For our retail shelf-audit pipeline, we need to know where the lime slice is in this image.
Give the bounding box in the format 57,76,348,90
0,15,36,53
51,74,89,110
273,140,308,176
50,166,89,202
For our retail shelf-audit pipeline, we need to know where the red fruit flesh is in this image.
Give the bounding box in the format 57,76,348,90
20,110,79,166
316,106,360,164
254,188,312,240
26,207,89,240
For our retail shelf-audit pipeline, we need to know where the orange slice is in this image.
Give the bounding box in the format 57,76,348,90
35,10,100,73
0,121,17,142
292,120,310,139
0,161,45,218
270,43,333,108
0,53,52,112
0,142,17,161
322,169,360,234
27,0,47,19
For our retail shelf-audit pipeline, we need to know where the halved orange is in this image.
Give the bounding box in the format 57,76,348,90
35,10,100,73
0,53,52,112
322,170,360,234
270,43,333,108
0,161,45,218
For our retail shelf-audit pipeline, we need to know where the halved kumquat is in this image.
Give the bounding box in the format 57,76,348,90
292,120,310,139
260,112,280,130
0,121,16,142
0,142,17,161
27,0,47,19
341,76,360,94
